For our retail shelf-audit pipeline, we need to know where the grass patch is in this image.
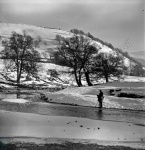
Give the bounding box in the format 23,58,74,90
0,141,144,150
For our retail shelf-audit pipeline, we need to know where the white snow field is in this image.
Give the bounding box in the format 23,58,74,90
41,81,145,111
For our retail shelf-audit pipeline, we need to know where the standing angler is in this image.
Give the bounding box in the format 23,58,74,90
97,90,104,110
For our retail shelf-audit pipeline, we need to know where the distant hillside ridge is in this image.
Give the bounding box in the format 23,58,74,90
129,51,145,67
129,51,145,59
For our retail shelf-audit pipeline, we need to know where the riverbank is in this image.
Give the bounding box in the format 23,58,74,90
0,108,145,149
1,81,145,110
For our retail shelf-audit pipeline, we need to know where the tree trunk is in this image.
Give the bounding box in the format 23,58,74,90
17,88,21,98
78,70,82,87
17,61,23,87
78,74,82,87
17,66,20,85
74,70,82,87
16,63,21,98
105,73,109,83
85,71,93,86
16,74,20,98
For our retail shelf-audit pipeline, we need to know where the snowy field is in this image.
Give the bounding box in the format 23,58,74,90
0,74,145,111
39,81,145,111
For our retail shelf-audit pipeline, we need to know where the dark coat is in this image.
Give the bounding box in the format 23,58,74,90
97,91,104,101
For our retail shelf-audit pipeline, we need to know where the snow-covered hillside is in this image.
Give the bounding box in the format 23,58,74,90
0,23,138,87
129,51,145,67
129,51,145,60
0,23,72,58
0,23,130,64
0,23,71,39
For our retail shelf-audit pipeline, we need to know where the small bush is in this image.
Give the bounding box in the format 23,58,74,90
110,89,114,93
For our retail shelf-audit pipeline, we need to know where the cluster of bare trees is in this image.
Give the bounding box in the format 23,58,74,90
55,34,127,86
0,31,127,87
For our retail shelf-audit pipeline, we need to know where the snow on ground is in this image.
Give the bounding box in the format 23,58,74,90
0,74,144,110
98,45,113,54
0,23,72,39
0,83,15,89
123,57,130,67
0,45,3,51
41,63,70,72
2,99,29,104
0,61,73,88
43,81,145,110
0,23,72,63
45,91,145,110
0,110,144,149
0,60,4,71
123,76,145,82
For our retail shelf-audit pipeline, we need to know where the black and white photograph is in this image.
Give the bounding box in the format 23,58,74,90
0,0,144,149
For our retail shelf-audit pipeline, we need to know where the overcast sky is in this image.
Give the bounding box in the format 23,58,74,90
0,0,144,52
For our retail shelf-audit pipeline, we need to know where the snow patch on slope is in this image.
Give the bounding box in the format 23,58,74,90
0,23,72,39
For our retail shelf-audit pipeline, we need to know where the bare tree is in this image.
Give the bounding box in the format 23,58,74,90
0,31,41,86
93,52,127,82
57,34,98,86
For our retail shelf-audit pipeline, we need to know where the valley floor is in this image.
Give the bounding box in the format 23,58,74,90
0,100,145,149
0,81,145,149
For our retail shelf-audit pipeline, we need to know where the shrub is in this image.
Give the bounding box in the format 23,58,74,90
118,92,145,98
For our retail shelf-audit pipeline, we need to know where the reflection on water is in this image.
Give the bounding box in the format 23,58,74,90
0,93,34,100
97,110,103,120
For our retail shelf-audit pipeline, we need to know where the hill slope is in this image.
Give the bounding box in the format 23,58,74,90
0,23,142,87
0,23,129,63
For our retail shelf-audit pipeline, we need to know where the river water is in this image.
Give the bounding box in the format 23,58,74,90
0,90,36,100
